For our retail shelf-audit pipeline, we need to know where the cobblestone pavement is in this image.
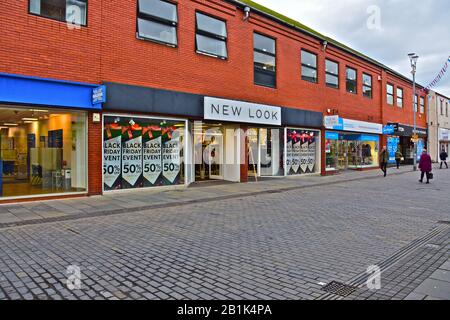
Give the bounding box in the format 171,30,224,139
0,165,412,227
0,166,449,300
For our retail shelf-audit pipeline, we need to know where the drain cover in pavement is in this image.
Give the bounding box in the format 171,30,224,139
321,281,358,297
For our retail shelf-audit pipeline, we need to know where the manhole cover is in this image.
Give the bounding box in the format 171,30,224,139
321,281,358,297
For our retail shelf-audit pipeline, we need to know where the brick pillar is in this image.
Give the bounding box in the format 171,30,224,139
88,111,103,196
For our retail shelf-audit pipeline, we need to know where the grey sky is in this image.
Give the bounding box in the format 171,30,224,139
253,0,450,97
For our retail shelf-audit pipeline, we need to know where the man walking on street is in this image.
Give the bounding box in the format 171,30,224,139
380,146,388,177
440,147,448,169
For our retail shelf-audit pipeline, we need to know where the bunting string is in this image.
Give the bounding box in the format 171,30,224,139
419,55,450,94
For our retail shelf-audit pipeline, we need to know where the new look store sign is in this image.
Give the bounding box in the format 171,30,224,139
324,117,383,134
204,97,281,126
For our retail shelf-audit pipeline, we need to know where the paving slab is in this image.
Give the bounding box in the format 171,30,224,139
413,279,450,300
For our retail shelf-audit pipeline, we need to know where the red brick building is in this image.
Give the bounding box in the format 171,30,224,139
0,0,427,202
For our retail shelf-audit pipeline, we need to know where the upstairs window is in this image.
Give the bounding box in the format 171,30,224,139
301,50,318,83
362,73,372,98
29,0,87,26
386,84,394,105
414,95,418,112
325,59,339,89
420,96,425,114
254,33,276,88
346,67,357,94
195,12,227,59
447,102,449,117
397,88,403,108
137,0,178,46
441,100,444,115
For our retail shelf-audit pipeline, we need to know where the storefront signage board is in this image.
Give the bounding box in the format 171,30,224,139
324,116,340,127
204,97,281,126
439,128,450,141
325,118,383,134
92,85,106,104
383,125,395,135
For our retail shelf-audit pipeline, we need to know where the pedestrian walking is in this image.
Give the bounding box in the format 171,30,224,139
395,148,403,169
439,147,448,169
419,149,432,184
380,146,388,177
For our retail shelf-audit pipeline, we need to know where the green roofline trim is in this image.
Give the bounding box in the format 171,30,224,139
229,0,425,90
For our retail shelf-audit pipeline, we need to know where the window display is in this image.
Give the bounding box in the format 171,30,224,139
325,131,379,171
103,115,185,191
0,107,87,198
286,129,318,175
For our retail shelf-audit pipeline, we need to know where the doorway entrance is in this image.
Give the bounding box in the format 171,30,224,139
194,124,224,181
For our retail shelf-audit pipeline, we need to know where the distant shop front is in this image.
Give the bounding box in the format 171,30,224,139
386,123,427,165
324,117,382,173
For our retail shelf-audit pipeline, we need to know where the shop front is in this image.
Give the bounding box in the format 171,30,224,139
102,83,323,191
0,73,103,201
324,118,382,172
386,123,427,165
438,128,450,155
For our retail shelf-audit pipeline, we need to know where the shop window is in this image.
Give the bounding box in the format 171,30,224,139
386,83,394,105
325,59,339,89
195,12,228,59
397,87,403,108
301,50,318,83
103,116,185,191
29,0,87,26
254,33,276,88
286,129,318,175
420,96,425,114
0,107,87,199
325,132,379,171
137,0,178,46
346,67,357,94
362,73,373,98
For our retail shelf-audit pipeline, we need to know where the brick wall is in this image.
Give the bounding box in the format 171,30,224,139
0,0,428,194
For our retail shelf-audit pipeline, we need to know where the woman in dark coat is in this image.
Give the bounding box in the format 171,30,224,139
419,149,432,184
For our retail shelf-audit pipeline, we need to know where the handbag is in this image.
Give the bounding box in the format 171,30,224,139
428,172,434,180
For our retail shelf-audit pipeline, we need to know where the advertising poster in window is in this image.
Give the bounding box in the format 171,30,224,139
103,125,122,191
286,140,293,174
143,135,162,186
121,124,143,189
307,140,316,173
287,129,317,175
387,137,400,164
417,139,424,161
291,141,300,174
300,141,309,173
162,129,181,184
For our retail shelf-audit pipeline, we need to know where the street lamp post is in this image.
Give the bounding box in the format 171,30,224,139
409,53,419,171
